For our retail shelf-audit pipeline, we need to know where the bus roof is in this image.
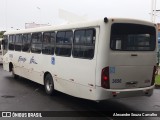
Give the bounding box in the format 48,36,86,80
4,18,156,35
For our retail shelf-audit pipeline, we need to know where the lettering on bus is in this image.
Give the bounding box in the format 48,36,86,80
112,79,122,83
30,56,38,64
18,56,26,63
51,57,55,65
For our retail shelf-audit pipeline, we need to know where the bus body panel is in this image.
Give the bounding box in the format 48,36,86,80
109,66,153,89
109,52,156,66
2,26,100,100
3,51,97,100
53,57,96,87
95,22,111,87
53,77,96,100
109,52,156,89
3,54,10,71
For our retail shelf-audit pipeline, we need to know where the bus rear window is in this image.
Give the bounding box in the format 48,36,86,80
110,23,156,51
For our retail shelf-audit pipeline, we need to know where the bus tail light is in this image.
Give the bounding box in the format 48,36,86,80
101,67,110,89
151,66,156,85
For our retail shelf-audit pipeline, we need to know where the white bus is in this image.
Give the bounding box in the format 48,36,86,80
0,38,3,64
2,18,157,100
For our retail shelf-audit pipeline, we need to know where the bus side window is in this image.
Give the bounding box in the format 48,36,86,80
42,32,55,55
3,35,8,52
22,34,31,52
55,30,73,57
73,29,96,59
9,35,15,50
15,34,22,51
31,32,42,54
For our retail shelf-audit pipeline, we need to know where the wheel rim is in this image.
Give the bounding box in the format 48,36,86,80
46,78,53,92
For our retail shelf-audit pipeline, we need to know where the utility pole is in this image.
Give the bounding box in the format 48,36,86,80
151,0,156,22
151,0,160,23
153,9,160,23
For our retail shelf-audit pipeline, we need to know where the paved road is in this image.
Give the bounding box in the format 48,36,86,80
0,65,160,120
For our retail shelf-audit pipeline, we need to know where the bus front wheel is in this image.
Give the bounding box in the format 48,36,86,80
11,67,18,79
44,73,55,95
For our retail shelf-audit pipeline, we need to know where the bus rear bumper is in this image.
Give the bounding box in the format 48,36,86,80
95,85,155,100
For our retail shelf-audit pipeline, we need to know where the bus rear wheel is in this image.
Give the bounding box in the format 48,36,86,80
44,73,55,95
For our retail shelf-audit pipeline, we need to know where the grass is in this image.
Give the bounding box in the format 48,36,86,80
155,75,160,85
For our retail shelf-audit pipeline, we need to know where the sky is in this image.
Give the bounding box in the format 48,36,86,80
0,0,160,31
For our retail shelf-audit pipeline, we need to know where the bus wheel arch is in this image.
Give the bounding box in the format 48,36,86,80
9,62,18,79
44,72,55,95
9,62,13,72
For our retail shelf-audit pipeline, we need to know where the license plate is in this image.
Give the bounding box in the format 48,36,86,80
126,81,137,88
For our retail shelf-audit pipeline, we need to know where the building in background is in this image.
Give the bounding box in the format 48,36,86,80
25,22,50,29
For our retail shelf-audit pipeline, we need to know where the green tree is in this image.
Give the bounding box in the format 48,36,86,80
0,31,6,38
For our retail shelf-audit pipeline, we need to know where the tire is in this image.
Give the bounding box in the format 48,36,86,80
12,67,18,79
44,73,55,95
